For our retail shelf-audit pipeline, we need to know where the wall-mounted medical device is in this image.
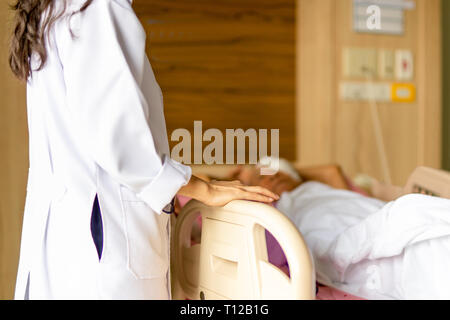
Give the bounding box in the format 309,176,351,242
343,47,413,81
341,47,415,103
340,82,415,103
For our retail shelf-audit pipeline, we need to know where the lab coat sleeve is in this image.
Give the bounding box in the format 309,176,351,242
58,0,191,214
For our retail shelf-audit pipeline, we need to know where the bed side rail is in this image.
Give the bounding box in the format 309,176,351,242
172,199,316,300
403,166,450,199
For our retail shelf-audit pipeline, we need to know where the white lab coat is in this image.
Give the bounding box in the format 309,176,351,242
15,0,191,299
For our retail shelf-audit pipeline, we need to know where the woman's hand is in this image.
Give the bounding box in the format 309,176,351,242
177,175,279,208
202,179,279,207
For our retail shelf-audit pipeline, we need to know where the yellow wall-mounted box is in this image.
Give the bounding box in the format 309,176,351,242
391,83,416,103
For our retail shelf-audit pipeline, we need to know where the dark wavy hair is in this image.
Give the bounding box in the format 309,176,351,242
9,0,93,81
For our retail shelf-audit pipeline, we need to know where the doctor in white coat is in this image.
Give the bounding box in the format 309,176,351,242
9,0,278,299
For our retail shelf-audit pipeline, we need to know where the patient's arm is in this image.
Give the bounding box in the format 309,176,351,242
178,174,279,207
229,166,302,196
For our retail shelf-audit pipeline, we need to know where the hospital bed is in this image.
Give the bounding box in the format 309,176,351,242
171,165,450,300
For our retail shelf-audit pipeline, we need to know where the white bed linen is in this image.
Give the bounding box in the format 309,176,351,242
277,181,450,300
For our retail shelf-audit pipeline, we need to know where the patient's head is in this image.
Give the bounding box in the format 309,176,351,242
228,157,303,196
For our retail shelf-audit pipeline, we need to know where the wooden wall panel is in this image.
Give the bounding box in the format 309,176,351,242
417,0,442,168
134,0,296,161
334,0,421,185
443,0,450,171
0,5,28,299
297,0,336,165
297,0,442,186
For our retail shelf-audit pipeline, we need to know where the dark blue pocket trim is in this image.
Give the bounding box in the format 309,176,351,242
90,195,104,261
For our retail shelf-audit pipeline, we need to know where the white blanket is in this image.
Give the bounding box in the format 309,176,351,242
277,181,450,300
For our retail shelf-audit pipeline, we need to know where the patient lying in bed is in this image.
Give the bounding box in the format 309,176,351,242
227,160,450,300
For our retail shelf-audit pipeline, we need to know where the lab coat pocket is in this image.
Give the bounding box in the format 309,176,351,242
122,199,169,280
